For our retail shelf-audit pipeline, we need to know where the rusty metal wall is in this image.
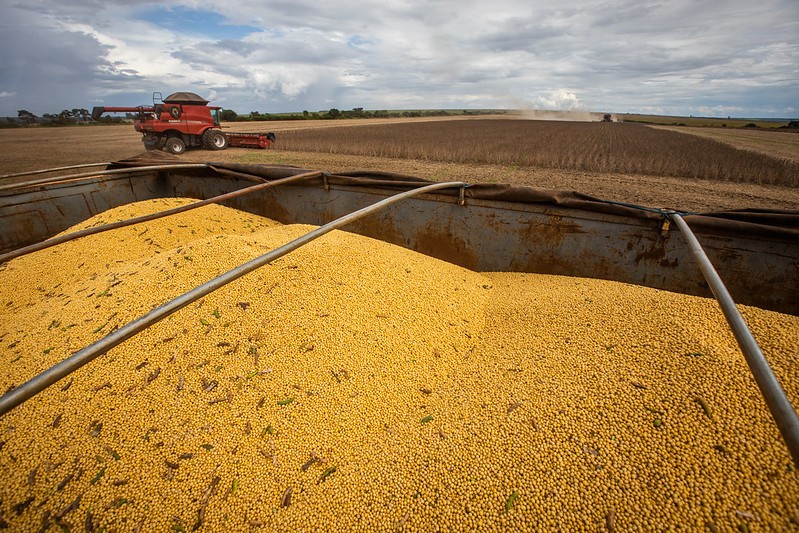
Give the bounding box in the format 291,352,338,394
1,170,796,315
228,182,797,315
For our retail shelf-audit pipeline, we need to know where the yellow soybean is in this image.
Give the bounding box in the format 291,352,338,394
0,198,796,532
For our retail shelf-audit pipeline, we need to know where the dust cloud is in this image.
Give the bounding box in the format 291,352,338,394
518,109,608,122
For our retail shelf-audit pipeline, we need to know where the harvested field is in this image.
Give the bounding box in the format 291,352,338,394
275,120,799,187
0,117,492,178
1,118,798,211
653,125,799,164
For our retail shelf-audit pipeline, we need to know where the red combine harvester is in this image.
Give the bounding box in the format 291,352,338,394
91,92,276,154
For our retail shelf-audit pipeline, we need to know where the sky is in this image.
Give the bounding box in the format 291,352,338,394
0,0,797,118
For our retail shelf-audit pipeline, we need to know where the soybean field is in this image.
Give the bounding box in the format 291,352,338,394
273,120,799,187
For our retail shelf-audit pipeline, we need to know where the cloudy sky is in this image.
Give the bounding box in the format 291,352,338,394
1,0,797,118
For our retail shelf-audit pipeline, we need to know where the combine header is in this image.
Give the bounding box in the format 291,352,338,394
91,92,276,154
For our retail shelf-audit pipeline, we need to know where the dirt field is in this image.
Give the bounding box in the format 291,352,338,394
1,119,797,212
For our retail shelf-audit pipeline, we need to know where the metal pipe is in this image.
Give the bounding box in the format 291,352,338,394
0,170,323,264
0,180,466,417
0,164,210,192
671,212,799,466
206,166,269,182
0,162,112,180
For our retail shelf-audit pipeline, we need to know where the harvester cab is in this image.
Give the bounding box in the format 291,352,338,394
91,91,275,154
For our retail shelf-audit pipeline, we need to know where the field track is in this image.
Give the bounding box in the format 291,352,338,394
1,117,797,212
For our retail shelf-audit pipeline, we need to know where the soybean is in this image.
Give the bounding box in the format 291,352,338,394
0,198,797,532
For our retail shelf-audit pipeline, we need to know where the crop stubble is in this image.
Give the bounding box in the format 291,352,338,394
1,118,797,211
274,120,799,187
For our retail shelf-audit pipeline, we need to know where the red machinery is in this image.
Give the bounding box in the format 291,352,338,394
91,92,276,154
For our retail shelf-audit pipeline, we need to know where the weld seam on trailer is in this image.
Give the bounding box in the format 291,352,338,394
0,180,467,417
0,163,211,193
670,212,799,466
0,170,323,264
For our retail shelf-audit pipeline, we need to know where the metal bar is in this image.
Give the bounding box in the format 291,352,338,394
0,164,210,192
0,180,466,417
0,170,323,264
671,212,799,466
0,162,112,180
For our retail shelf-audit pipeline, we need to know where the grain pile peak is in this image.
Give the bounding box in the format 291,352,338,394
1,199,797,532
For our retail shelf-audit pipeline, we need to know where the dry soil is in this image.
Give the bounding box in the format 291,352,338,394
1,120,797,212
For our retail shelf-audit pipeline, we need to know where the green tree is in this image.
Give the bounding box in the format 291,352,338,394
17,110,37,124
57,110,74,124
220,109,238,121
72,108,91,122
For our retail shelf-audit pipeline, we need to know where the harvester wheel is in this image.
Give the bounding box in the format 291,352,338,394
164,137,186,155
202,129,228,150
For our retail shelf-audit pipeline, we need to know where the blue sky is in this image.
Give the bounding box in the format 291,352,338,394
137,6,260,41
0,0,797,118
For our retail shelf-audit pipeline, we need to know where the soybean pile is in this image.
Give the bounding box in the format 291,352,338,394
0,199,797,532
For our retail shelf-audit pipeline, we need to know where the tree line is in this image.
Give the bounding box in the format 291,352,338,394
12,109,93,126
3,107,506,127
224,107,505,121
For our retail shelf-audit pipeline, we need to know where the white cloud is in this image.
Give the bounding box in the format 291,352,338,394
533,90,585,111
0,0,796,117
248,66,315,99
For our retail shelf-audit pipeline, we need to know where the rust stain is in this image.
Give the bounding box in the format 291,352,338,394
317,206,478,270
634,233,669,263
482,211,513,234
0,211,47,253
516,213,590,273
242,194,292,225
348,211,408,251
629,230,680,269
415,223,479,270
524,214,587,247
